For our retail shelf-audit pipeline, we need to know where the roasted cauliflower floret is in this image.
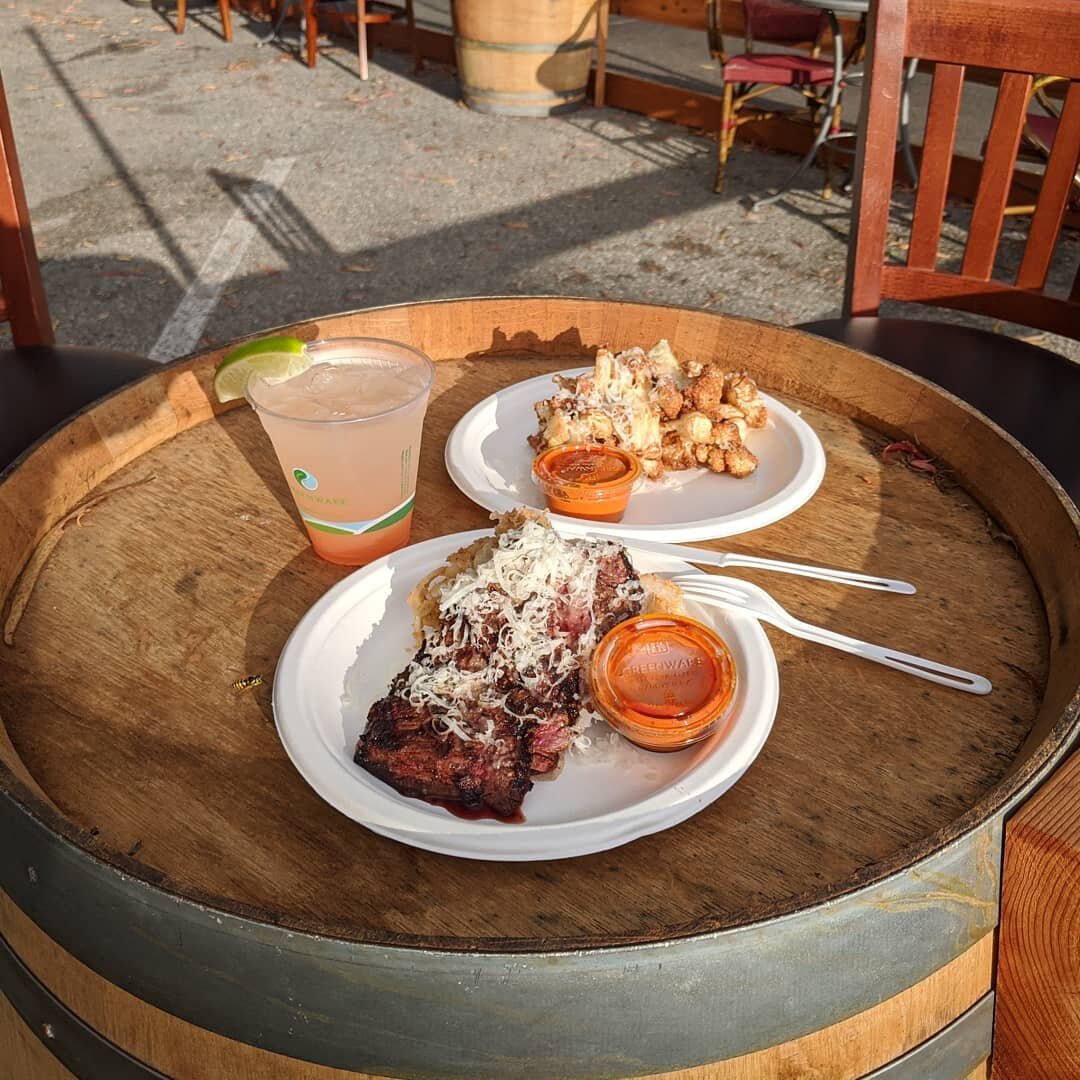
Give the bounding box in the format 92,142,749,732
706,447,727,474
654,375,684,420
661,431,697,471
683,363,730,421
711,419,743,451
724,445,759,478
669,411,713,446
723,372,768,428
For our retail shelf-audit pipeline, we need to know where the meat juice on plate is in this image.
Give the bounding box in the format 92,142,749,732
247,338,435,565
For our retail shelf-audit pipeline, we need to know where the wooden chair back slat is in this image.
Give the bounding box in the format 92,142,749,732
907,62,966,270
1016,82,1080,291
0,70,52,347
960,72,1032,281
843,0,908,317
844,0,1080,338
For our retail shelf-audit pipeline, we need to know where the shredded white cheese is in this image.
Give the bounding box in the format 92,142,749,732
400,521,643,743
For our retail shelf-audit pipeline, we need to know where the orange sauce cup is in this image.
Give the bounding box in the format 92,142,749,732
532,444,641,522
589,614,737,752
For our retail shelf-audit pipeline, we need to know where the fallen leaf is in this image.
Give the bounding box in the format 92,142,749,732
340,263,375,273
430,176,458,184
226,59,255,72
201,84,219,92
225,152,248,162
502,221,529,229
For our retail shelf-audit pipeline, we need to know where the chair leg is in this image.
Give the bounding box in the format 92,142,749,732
406,0,421,73
715,83,734,194
218,0,233,42
176,0,186,34
822,100,841,200
357,0,369,80
304,0,318,67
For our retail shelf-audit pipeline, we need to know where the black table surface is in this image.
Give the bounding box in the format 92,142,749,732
0,345,156,472
798,316,1080,506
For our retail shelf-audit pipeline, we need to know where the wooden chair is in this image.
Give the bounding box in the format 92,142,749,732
0,69,154,468
175,0,233,42
706,0,838,193
798,0,1080,502
302,0,418,81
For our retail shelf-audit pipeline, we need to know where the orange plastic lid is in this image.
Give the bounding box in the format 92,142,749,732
533,445,640,499
589,613,737,752
532,445,641,523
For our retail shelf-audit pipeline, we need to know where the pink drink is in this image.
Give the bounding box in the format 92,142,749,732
246,338,434,565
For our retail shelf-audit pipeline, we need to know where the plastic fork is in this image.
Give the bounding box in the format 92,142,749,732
669,572,992,695
588,535,916,595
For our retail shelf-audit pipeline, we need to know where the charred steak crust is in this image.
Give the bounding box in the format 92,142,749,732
356,696,532,818
354,529,644,817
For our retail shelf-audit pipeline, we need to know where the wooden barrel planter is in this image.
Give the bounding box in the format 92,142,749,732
1,297,1077,1078
454,0,598,116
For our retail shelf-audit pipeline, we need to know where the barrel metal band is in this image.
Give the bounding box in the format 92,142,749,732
456,36,595,54
0,929,165,1080
0,781,1004,1079
460,84,587,101
863,992,994,1080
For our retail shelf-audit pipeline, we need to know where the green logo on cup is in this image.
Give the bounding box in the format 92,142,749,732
292,468,318,491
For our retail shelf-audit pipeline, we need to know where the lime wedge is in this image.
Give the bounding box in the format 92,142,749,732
213,336,309,403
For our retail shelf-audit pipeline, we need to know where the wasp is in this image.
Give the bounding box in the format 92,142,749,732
232,675,264,693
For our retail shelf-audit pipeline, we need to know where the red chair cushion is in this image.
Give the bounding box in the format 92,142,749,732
1025,112,1058,151
744,0,827,45
723,53,838,86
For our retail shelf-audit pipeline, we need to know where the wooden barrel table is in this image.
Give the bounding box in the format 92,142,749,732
1,298,1077,1079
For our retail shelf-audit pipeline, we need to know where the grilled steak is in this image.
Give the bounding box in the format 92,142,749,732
354,517,645,817
360,692,532,817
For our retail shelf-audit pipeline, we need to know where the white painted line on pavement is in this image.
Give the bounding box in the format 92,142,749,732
148,157,295,362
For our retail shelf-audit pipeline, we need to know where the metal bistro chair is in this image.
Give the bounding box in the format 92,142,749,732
706,0,840,194
1004,75,1080,215
798,0,1080,503
0,69,154,469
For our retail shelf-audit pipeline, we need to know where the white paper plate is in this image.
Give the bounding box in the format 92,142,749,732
273,531,779,861
445,368,826,541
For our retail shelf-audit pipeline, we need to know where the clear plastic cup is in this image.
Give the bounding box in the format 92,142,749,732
246,337,435,566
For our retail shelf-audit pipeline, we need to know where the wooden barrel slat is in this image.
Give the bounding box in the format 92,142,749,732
0,298,1075,1077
